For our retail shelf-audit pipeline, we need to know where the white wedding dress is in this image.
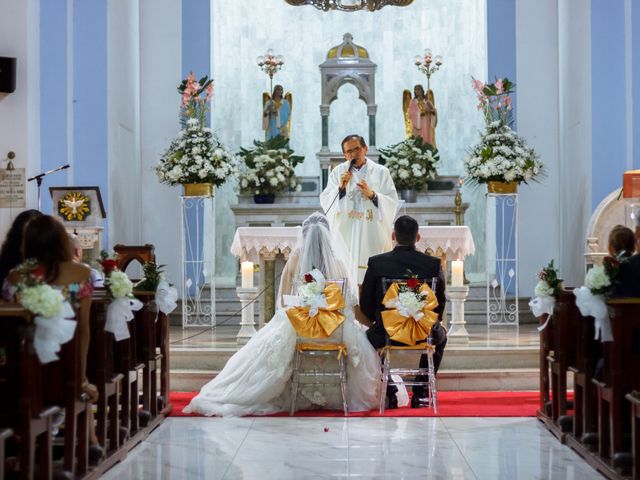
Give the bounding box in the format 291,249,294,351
183,213,381,417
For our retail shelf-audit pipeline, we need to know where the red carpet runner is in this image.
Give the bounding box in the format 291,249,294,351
169,391,539,417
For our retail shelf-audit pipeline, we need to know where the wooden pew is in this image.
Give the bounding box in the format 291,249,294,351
0,428,13,480
626,392,640,480
40,311,90,476
545,290,579,438
134,292,160,422
538,311,553,418
0,305,60,480
593,298,640,474
157,311,172,414
87,291,124,456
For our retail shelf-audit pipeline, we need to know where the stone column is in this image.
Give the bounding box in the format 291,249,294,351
446,285,470,344
236,287,258,345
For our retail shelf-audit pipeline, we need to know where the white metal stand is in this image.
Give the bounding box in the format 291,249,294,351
180,194,215,328
486,192,519,326
236,287,258,345
446,285,470,344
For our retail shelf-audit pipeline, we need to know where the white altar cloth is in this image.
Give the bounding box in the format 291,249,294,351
230,225,475,261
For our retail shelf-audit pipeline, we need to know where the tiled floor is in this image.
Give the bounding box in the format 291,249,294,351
101,417,602,479
168,323,540,351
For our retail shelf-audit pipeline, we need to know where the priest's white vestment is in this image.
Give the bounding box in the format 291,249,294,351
320,159,399,284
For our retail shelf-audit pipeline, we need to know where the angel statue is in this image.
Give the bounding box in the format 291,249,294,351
403,84,438,148
263,84,292,141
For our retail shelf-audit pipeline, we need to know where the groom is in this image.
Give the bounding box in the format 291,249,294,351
359,215,447,408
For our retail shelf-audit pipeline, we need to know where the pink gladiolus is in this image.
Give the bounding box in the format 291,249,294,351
472,78,485,94
187,72,195,83
205,83,214,101
504,95,512,106
495,78,504,94
182,92,191,106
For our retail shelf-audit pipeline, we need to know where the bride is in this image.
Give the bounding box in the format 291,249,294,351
184,212,381,416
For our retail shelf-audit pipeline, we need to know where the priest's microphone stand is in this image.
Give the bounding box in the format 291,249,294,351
27,164,70,210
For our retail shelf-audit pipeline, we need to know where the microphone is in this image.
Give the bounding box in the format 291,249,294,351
348,159,356,172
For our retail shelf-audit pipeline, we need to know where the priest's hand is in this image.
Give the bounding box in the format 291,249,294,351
340,171,353,189
357,180,375,200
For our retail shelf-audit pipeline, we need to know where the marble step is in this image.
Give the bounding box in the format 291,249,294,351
169,368,545,393
170,346,539,371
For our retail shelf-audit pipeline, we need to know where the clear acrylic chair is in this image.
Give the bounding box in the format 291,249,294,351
288,279,348,416
378,276,439,415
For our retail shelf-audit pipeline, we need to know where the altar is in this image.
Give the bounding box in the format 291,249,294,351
230,225,475,327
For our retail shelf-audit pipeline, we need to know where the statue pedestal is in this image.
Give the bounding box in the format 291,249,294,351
236,287,258,345
446,285,470,345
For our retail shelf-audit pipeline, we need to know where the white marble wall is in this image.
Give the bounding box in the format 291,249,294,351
0,0,40,240
211,0,488,282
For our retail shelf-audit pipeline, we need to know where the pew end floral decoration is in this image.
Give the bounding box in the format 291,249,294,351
379,136,440,191
529,260,563,331
237,136,304,196
156,72,238,189
133,262,178,315
286,268,346,339
464,77,544,188
573,255,621,342
98,251,143,341
14,259,76,364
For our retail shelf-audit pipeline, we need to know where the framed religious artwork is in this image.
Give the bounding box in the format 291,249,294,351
49,186,106,260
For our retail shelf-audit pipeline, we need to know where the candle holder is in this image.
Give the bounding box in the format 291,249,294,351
257,49,285,94
236,286,258,345
446,285,470,344
414,48,443,91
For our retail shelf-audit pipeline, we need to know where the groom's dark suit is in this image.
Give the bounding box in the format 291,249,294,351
359,245,448,377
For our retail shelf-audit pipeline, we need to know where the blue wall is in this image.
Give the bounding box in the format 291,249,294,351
39,0,68,215
591,0,628,209
633,0,640,170
73,0,108,240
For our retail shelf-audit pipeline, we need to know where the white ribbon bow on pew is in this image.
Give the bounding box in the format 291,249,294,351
34,300,77,364
529,295,556,332
155,280,178,315
573,286,613,342
105,297,144,341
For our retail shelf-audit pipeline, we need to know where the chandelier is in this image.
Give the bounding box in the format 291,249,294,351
284,0,414,12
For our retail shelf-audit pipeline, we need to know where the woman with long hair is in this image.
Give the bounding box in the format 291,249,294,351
0,209,42,290
3,215,103,463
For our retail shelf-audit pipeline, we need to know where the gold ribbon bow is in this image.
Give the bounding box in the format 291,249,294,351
297,343,348,360
381,282,439,346
286,283,346,339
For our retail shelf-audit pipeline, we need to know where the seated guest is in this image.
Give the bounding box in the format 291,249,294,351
0,209,42,293
69,233,104,287
3,215,103,463
359,215,447,408
608,224,636,258
609,225,640,297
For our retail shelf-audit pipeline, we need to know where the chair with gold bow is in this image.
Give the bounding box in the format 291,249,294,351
378,277,440,414
286,278,348,416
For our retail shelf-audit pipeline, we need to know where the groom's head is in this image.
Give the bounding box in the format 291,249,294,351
393,215,421,246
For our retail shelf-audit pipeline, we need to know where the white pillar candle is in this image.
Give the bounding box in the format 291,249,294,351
451,260,464,287
241,261,254,288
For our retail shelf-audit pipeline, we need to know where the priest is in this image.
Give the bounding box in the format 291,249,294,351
320,134,399,284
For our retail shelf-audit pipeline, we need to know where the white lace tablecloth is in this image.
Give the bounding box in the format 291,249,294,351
231,225,475,262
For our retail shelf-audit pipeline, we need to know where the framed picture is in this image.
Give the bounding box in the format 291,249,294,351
49,186,106,227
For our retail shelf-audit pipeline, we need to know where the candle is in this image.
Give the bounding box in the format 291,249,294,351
241,261,254,288
451,260,464,287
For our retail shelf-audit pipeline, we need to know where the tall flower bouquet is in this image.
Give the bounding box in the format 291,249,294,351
156,72,237,188
237,136,304,195
379,136,440,190
464,77,543,188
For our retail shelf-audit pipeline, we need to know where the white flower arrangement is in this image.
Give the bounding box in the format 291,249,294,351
20,284,65,318
395,290,428,321
109,271,133,299
534,280,555,298
379,136,440,190
237,136,304,195
585,265,611,292
464,121,542,185
156,118,238,187
297,268,328,318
